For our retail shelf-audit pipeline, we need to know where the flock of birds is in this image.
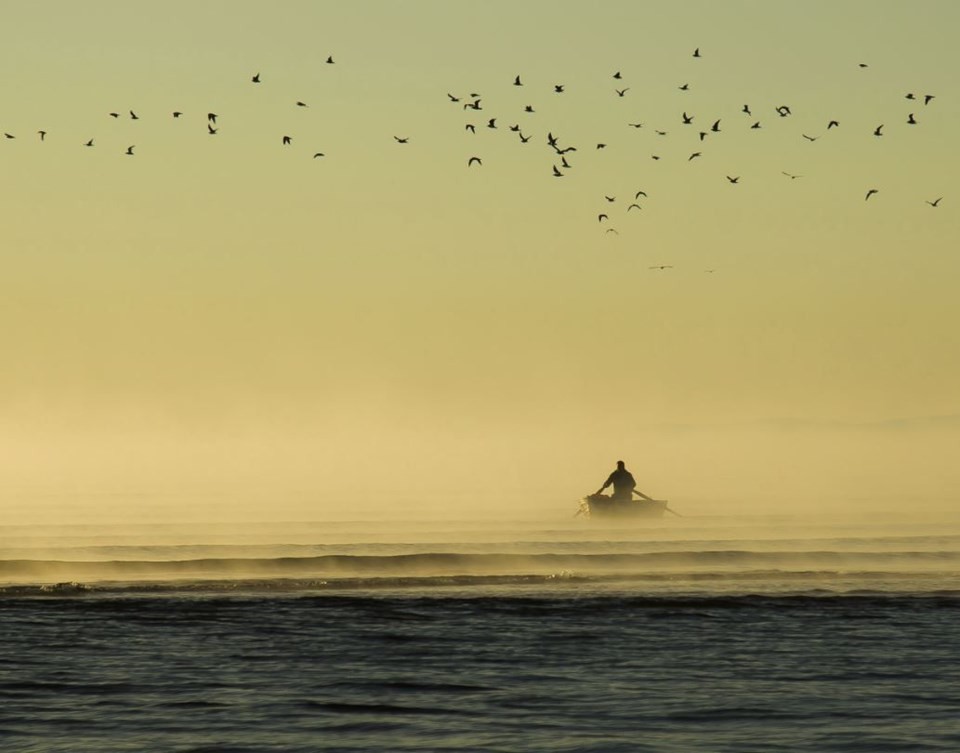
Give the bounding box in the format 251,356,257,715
3,47,947,270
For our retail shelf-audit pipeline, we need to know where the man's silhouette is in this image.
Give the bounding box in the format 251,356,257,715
597,460,636,502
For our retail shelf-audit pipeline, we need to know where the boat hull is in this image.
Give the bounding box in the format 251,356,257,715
581,494,668,519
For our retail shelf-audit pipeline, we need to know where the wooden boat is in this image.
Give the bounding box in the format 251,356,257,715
579,493,669,519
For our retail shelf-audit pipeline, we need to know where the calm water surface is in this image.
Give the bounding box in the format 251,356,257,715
2,513,959,752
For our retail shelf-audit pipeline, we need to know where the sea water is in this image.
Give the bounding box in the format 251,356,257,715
2,512,960,752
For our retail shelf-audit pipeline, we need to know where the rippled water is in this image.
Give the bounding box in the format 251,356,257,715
2,513,959,751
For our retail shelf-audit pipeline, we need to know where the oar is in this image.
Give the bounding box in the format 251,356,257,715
633,489,683,517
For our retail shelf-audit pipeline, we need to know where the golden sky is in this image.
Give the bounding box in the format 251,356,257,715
2,1,958,520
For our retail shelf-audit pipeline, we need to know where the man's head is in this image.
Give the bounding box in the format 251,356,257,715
616,460,625,469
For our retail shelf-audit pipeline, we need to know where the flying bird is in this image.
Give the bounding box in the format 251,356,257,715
596,143,607,149
711,119,721,132
465,124,476,133
776,105,791,117
554,85,564,93
393,136,409,143
524,105,535,113
905,93,916,100
561,156,572,168
173,111,183,118
699,131,708,141
726,176,739,184
464,100,481,111
649,265,673,270
519,132,531,143
924,94,935,105
84,138,94,147
635,190,647,199
605,228,619,235
782,171,802,179
692,48,701,58
296,101,308,107
313,152,325,158
4,133,14,139
604,195,616,202
827,120,839,129
615,88,629,97
865,188,879,200
907,113,917,124
552,165,564,177
513,75,522,86
750,122,761,129
678,83,689,91
129,110,139,120
252,73,260,83
688,152,702,161
282,135,292,145
926,197,942,207
742,105,752,115
208,124,217,134
468,157,482,166
628,122,643,129
802,134,818,142
37,130,46,141
109,112,120,118
627,203,641,211
613,71,622,79
598,214,609,222
682,112,693,124
447,93,460,102
326,56,335,64
486,118,496,129
125,145,135,155
873,124,883,137
208,113,217,123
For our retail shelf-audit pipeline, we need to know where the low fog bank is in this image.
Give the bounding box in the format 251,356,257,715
2,413,958,528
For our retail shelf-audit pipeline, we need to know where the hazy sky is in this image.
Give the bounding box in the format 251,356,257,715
2,1,958,520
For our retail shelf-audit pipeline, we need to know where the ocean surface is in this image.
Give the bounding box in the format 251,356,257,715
2,510,960,752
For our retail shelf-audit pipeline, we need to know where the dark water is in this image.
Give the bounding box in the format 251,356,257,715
2,514,960,752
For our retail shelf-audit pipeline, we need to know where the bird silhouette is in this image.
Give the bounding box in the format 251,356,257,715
513,75,522,86
208,124,217,135
208,113,217,124
628,122,643,129
604,196,615,202
84,138,94,147
782,171,802,179
865,189,879,200
313,152,325,158
552,165,564,177
750,122,761,129
613,71,622,79
682,112,693,124
554,85,564,93
4,133,14,139
635,190,647,199
711,119,721,132
699,131,708,141
468,157,482,166
726,176,739,184
678,83,689,91
598,214,609,222
873,124,883,137
125,145,135,155
924,94,935,105
827,120,839,129
688,152,702,161
628,203,641,211
693,48,701,58
129,110,138,120
561,156,572,168
486,118,496,129
282,135,292,145
326,56,335,64
109,112,120,118
905,93,916,100
615,88,629,97
173,111,183,118
596,143,607,149
524,105,535,113
252,73,260,83
926,197,943,207
394,136,409,144
649,265,673,269
907,113,917,124
465,124,476,134
605,228,619,235
802,134,818,142
37,130,46,141
296,101,308,107
742,105,752,115
519,132,531,143
509,124,520,132
776,105,791,117
447,93,460,102
464,100,482,111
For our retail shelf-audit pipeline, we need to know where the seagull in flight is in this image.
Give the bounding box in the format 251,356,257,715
554,84,565,93
468,157,482,166
615,88,629,97
865,188,879,200
313,152,325,158
649,264,674,270
125,145,135,155
924,94,935,105
827,120,839,129
393,136,409,144
208,124,217,134
552,165,564,177
907,113,917,124
682,112,693,124
692,48,701,58
873,124,883,137
252,73,261,83
627,203,642,211
726,176,739,184
37,130,46,141
598,214,609,222
635,190,647,199
513,75,523,86
688,152,702,161
282,135,292,145
926,197,942,207
84,138,94,147
782,171,802,179
173,111,183,118
326,56,335,64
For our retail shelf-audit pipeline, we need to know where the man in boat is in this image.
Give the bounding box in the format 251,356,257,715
596,460,638,503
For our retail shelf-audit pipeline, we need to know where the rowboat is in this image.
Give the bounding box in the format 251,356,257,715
578,493,669,519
